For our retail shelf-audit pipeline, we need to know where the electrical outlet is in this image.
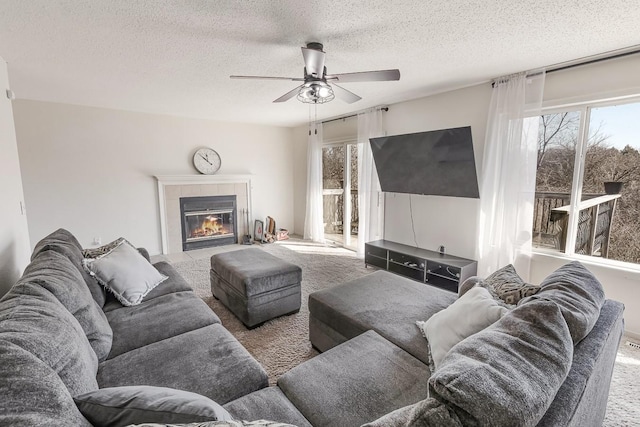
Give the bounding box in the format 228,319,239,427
93,237,102,246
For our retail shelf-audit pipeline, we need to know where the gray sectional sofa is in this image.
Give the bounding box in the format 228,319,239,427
0,227,626,427
303,268,625,426
0,229,271,425
215,263,625,426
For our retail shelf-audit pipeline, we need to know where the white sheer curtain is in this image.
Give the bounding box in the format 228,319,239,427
304,121,325,243
477,71,545,280
356,108,384,258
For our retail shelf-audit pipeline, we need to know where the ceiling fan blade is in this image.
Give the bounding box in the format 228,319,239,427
332,84,362,104
230,75,304,81
301,46,326,78
273,84,304,103
326,69,400,83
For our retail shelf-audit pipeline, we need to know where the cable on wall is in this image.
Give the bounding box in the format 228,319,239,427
409,194,419,247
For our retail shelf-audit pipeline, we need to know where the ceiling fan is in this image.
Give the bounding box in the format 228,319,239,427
230,42,400,104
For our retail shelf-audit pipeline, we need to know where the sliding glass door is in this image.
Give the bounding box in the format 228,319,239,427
322,143,359,250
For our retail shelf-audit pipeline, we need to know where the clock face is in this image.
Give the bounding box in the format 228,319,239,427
193,148,221,175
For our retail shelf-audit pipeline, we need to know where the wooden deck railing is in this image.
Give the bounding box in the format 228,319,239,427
322,189,359,234
533,192,621,258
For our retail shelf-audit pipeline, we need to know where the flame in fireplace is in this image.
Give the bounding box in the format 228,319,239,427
190,215,229,238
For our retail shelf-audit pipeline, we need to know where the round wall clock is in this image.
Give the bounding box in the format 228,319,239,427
193,147,221,175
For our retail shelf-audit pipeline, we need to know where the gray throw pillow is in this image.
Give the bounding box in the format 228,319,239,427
429,299,574,426
73,386,234,426
519,261,605,344
481,264,540,305
82,239,168,306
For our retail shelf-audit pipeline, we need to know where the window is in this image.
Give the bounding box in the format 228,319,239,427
532,99,640,265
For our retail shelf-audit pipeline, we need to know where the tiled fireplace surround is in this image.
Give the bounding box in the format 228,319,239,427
156,175,253,254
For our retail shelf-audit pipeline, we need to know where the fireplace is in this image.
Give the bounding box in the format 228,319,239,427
180,195,237,251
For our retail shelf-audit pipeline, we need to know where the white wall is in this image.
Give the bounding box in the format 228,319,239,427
13,100,295,254
0,58,31,296
541,54,640,107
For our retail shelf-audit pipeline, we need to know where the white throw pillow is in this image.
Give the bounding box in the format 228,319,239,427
416,286,508,371
83,240,167,306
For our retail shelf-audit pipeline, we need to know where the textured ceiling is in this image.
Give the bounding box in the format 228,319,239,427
0,0,639,127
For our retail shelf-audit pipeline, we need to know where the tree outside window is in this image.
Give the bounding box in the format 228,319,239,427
532,101,640,265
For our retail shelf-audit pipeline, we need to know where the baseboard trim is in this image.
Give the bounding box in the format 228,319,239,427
623,330,640,342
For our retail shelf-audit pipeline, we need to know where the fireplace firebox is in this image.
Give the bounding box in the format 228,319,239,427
180,195,237,251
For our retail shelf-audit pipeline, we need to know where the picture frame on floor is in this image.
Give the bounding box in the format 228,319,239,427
254,219,264,242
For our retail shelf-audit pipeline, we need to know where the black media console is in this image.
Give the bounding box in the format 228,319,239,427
364,239,477,293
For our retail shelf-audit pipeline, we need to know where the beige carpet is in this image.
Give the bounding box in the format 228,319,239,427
172,241,371,386
172,241,639,425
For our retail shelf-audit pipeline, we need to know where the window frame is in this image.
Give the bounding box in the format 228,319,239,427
531,94,640,271
321,138,359,249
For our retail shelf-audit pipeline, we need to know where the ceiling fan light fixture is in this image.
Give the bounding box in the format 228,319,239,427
231,43,399,104
297,81,335,104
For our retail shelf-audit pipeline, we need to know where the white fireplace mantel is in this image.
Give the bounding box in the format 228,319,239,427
155,175,254,254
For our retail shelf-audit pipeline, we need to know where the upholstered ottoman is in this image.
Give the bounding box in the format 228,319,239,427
210,248,302,328
309,270,456,364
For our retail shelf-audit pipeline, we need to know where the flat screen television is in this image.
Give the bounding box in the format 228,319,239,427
370,126,479,198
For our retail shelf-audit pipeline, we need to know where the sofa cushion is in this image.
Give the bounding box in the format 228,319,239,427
106,291,220,359
97,324,268,404
519,261,605,344
429,299,574,426
83,239,168,306
20,250,113,361
278,330,430,427
101,261,196,312
480,263,540,305
31,228,107,306
309,270,456,364
0,339,92,426
74,385,233,426
223,387,312,427
0,283,99,396
416,286,507,371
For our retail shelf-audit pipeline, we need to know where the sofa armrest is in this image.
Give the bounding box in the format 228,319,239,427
137,247,151,263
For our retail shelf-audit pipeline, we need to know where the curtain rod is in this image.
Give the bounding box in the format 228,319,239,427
321,107,389,125
544,46,640,75
493,46,640,86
